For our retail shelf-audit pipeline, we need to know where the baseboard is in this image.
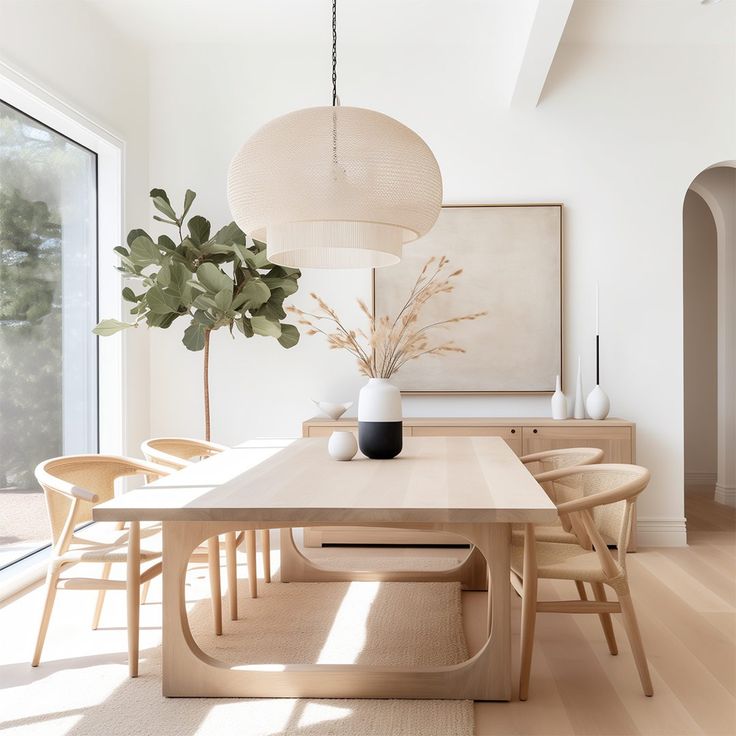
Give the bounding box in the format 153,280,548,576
715,483,736,507
684,472,717,486
635,517,688,547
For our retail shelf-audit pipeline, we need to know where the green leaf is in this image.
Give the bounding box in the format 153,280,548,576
263,275,298,297
277,323,300,348
235,316,254,337
153,215,178,225
122,287,138,303
233,278,270,310
126,228,152,247
196,262,232,293
251,315,281,338
114,245,130,258
193,309,216,327
157,264,171,287
181,189,196,220
214,288,232,312
93,319,135,336
158,234,178,253
150,188,178,221
187,215,211,246
183,322,207,351
129,235,161,268
147,285,177,314
212,221,243,245
193,293,218,310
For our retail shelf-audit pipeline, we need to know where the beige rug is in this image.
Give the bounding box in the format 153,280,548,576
0,558,473,736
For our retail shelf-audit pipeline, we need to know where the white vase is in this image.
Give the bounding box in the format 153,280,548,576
312,399,353,420
574,356,585,419
551,375,568,420
358,378,403,459
585,385,610,420
328,431,358,461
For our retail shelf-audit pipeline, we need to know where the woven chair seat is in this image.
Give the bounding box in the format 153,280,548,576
64,525,163,564
512,524,579,545
511,538,609,582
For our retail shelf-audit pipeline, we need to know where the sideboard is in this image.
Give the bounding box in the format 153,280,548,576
301,417,637,548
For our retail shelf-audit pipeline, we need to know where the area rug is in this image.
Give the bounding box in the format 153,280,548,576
1,558,474,736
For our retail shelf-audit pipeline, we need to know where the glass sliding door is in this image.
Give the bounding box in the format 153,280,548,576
0,99,98,569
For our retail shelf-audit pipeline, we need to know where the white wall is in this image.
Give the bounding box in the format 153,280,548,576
143,34,736,545
683,190,718,483
0,0,150,456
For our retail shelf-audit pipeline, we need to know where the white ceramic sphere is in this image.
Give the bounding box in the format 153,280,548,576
585,385,611,420
328,431,358,461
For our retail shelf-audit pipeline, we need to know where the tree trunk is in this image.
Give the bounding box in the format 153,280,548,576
203,328,211,442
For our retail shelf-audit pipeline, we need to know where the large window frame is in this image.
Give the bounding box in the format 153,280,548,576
0,62,124,595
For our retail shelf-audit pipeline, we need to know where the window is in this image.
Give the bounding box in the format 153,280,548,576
0,99,98,570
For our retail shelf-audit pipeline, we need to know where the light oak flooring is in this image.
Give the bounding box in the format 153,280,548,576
1,486,734,736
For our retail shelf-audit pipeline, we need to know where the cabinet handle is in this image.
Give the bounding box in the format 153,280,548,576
510,429,516,434
533,428,538,434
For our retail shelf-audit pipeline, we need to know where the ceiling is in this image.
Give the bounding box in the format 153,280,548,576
82,0,736,48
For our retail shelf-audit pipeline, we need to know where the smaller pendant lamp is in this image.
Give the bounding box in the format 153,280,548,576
227,0,442,269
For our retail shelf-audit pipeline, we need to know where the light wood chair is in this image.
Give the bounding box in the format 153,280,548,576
32,454,172,677
141,438,270,620
511,463,653,701
519,447,605,545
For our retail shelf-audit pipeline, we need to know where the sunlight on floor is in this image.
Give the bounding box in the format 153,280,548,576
316,581,380,664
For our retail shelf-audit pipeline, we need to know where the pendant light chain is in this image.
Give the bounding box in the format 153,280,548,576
332,0,338,106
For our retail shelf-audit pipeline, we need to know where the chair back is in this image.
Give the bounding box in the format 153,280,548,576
551,464,650,576
140,437,228,470
35,455,169,550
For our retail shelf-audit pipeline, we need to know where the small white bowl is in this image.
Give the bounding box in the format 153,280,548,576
328,431,358,461
312,400,353,421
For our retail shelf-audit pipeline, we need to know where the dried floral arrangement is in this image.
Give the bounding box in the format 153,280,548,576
287,256,487,379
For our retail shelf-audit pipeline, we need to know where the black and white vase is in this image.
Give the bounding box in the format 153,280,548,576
358,378,403,459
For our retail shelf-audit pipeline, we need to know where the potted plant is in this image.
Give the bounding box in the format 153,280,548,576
95,188,301,440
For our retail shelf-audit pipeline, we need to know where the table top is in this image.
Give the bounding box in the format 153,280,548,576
93,436,558,525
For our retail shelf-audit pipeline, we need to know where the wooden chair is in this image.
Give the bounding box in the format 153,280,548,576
141,438,269,620
32,455,172,677
519,447,604,545
511,463,653,700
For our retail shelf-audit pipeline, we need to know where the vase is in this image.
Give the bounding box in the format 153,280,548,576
328,430,358,461
585,385,610,420
574,356,585,419
551,374,568,420
358,378,403,459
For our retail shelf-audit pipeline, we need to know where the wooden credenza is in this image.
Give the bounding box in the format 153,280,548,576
302,417,636,548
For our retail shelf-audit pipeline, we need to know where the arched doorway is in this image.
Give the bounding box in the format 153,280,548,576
683,162,736,523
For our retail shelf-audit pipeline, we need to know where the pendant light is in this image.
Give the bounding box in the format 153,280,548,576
227,0,443,269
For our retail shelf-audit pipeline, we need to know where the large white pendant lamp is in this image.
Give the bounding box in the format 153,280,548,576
227,0,442,269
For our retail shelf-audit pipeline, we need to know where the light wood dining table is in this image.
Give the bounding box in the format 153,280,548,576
93,435,557,701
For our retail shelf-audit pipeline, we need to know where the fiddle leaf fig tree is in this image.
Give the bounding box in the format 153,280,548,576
94,188,301,440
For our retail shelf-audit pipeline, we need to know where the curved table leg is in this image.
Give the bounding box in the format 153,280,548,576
162,520,510,701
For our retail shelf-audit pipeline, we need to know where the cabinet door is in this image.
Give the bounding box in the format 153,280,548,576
412,425,523,455
522,426,633,462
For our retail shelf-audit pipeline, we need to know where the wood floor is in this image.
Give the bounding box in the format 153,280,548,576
467,485,735,736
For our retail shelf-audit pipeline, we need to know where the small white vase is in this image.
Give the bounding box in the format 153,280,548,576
585,385,610,420
328,431,358,461
574,356,585,419
551,375,568,420
358,378,403,459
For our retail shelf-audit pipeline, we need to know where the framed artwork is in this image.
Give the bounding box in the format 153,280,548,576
372,204,563,394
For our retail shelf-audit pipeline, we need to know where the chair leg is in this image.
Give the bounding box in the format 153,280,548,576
126,522,141,678
225,532,238,621
207,536,223,636
245,530,258,599
261,529,271,584
575,580,588,601
519,574,538,701
591,582,618,655
618,588,654,696
141,579,151,605
31,565,61,667
92,562,112,629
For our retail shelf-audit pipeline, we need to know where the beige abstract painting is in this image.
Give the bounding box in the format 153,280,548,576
373,205,562,393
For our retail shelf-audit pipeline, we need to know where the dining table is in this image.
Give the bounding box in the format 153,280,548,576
93,435,557,701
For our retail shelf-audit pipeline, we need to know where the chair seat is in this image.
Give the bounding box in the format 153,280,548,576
512,523,579,545
511,539,609,582
63,524,163,563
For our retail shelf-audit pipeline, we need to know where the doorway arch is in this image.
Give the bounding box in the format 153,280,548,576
683,161,736,513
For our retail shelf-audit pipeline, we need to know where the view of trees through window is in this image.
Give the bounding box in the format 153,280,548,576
0,99,98,569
